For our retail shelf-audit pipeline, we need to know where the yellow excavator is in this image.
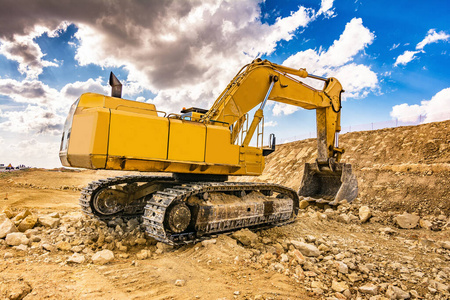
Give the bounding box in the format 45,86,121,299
59,59,357,244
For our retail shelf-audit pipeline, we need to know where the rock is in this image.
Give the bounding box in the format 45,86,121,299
291,249,306,264
0,213,18,238
2,208,15,219
5,232,29,246
347,272,363,282
386,285,410,299
311,281,326,289
279,253,289,263
419,219,432,230
336,261,348,274
56,241,72,251
299,199,309,209
359,283,379,295
155,242,173,254
13,210,32,224
331,280,348,292
175,279,186,287
135,237,147,245
359,206,371,223
17,215,38,232
38,215,60,228
136,249,150,260
201,239,217,247
3,281,32,300
318,243,329,252
440,241,450,250
15,244,28,251
291,241,320,257
305,235,316,243
272,263,284,272
127,218,140,229
67,253,86,264
428,280,449,292
48,212,60,218
379,227,397,234
395,212,420,229
71,245,84,253
92,249,114,265
338,213,351,224
42,243,57,252
231,229,258,246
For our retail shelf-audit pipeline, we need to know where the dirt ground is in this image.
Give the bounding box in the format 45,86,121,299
0,121,449,300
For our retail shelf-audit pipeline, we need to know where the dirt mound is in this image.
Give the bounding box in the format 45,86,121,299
235,120,450,215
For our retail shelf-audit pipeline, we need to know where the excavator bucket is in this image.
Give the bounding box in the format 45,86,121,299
298,163,358,205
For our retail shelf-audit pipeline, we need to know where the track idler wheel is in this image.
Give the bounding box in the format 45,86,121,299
165,202,191,233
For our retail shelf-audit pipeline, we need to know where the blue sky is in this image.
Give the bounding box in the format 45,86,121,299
0,0,449,167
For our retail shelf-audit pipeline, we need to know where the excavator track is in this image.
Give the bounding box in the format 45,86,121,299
80,176,299,245
143,182,299,245
79,175,176,220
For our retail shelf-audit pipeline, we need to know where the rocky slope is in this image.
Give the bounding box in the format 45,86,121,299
236,120,450,215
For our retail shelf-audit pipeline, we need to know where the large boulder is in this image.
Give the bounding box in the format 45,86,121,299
13,210,32,225
92,249,114,265
0,213,18,239
5,232,29,246
395,212,420,229
359,206,371,223
17,215,38,232
290,241,320,257
231,229,258,246
38,214,60,228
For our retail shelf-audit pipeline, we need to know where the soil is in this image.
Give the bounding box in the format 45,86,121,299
0,120,449,300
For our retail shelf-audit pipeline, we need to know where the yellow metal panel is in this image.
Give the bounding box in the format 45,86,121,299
67,108,109,168
239,146,264,175
104,97,157,116
205,125,239,165
108,110,169,160
168,119,206,162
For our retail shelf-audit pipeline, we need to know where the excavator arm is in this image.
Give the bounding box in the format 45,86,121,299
202,58,357,204
204,58,344,163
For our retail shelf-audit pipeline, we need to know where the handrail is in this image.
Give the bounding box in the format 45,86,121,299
115,105,167,117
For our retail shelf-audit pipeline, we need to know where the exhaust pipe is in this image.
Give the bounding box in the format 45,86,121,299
298,162,358,205
109,72,122,98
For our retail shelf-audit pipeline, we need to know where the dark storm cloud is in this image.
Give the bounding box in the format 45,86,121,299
0,0,266,89
0,0,176,39
0,80,46,98
37,123,62,134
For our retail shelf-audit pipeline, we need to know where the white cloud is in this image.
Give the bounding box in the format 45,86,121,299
264,120,278,127
333,63,378,98
0,137,61,168
272,103,299,116
393,28,449,66
0,105,64,135
394,50,422,67
390,87,450,123
0,77,108,135
282,18,378,99
0,26,61,79
390,43,400,50
317,0,336,18
416,29,450,50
